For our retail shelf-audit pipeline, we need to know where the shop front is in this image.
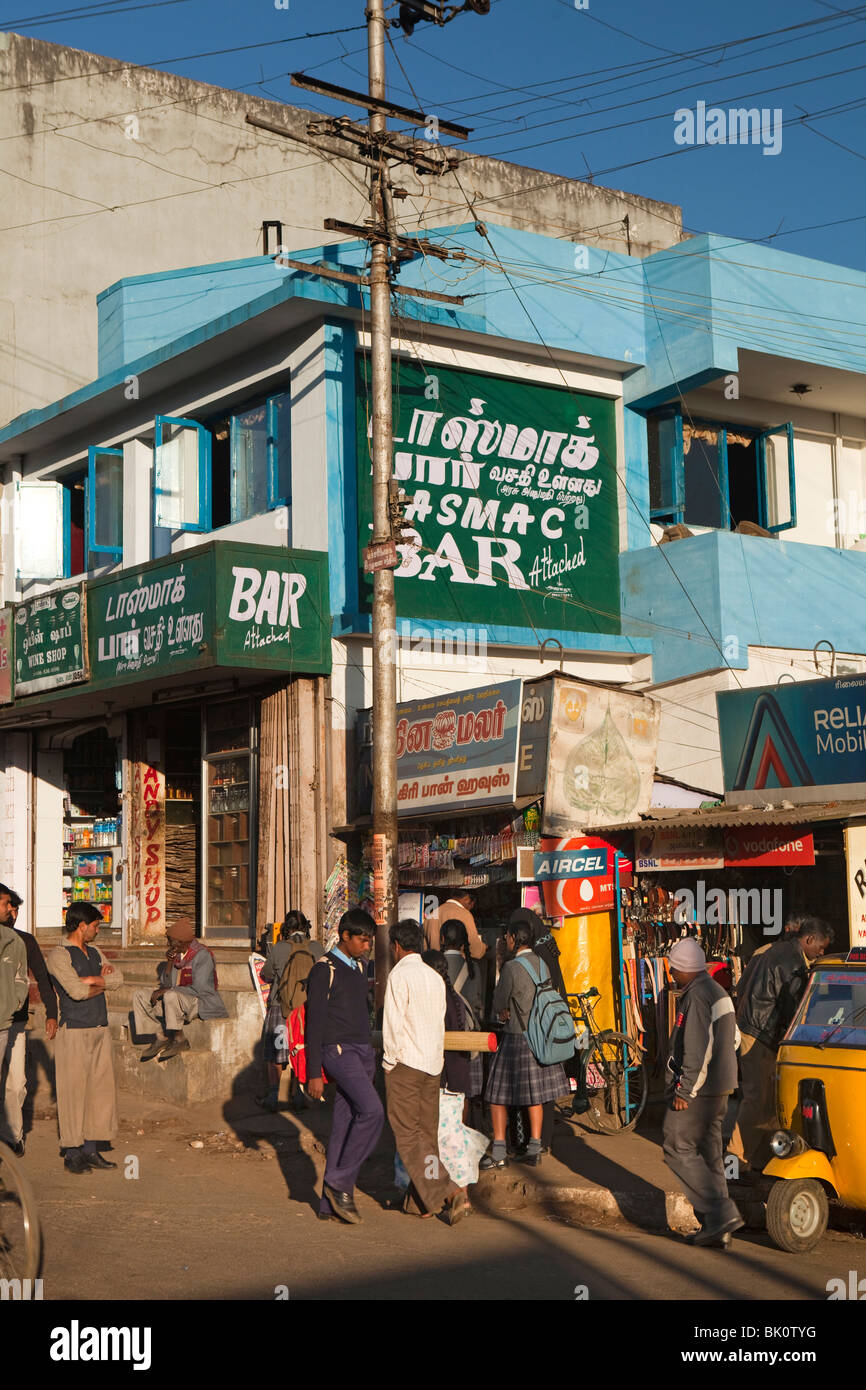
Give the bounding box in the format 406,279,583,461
0,541,331,946
341,673,660,1028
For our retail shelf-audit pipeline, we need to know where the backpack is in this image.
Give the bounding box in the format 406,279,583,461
287,960,336,1084
276,939,316,1019
514,955,576,1066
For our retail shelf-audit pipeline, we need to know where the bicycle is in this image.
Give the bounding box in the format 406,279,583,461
567,988,647,1134
0,1141,42,1283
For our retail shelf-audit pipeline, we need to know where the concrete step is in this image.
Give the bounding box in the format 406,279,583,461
108,992,263,1046
113,1039,235,1106
110,962,255,990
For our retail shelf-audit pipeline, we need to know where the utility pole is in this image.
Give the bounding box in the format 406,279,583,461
245,0,488,1003
366,0,398,999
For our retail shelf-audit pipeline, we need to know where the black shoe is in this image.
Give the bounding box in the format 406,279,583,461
317,1211,340,1222
64,1153,91,1174
692,1215,744,1247
84,1152,117,1170
480,1153,508,1170
8,1139,25,1157
515,1149,543,1167
322,1184,361,1224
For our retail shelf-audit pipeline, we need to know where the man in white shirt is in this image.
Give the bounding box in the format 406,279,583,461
383,919,467,1225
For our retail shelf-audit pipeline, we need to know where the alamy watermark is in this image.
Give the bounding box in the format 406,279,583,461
674,101,783,157
673,882,783,936
378,621,488,669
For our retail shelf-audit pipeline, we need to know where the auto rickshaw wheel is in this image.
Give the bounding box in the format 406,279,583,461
765,1178,829,1253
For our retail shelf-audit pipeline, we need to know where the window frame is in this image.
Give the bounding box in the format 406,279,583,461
87,446,124,566
154,414,212,533
227,389,291,524
647,406,797,535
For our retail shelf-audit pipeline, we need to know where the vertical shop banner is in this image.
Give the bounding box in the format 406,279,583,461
355,357,621,634
516,677,553,798
0,607,12,705
395,679,522,815
129,718,167,940
13,584,88,696
542,677,660,835
844,820,866,947
718,674,866,805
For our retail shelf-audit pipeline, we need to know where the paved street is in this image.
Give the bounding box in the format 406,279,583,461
15,1098,862,1304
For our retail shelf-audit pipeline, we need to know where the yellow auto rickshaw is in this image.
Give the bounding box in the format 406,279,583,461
762,951,866,1253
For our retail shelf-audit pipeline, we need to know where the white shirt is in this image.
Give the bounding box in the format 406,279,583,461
382,952,445,1077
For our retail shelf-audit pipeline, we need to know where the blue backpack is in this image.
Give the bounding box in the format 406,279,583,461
515,956,576,1066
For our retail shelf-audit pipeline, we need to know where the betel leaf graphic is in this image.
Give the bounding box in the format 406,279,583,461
561,711,641,820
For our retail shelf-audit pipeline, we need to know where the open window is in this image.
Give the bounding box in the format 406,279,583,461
87,447,123,564
154,415,212,532
647,407,796,535
15,481,65,580
231,391,291,521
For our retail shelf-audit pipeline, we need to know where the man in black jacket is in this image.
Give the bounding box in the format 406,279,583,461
305,909,382,1224
0,884,58,1156
663,937,742,1247
730,916,832,1172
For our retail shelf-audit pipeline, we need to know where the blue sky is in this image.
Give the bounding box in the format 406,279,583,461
4,0,866,270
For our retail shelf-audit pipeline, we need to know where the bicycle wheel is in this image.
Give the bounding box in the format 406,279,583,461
584,1030,647,1134
0,1143,42,1282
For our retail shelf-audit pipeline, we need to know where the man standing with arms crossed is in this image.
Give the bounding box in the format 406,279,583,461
0,884,57,1156
47,903,124,1174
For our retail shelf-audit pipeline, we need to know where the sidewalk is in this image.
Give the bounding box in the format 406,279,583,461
28,1088,777,1236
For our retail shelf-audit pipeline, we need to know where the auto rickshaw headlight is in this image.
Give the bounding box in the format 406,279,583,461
770,1129,807,1158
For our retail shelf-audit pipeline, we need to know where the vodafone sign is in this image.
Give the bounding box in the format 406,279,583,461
722,827,815,867
539,836,616,916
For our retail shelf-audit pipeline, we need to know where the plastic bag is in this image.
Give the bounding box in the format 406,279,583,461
437,1088,489,1187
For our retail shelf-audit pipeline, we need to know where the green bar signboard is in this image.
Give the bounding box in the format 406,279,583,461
355,356,621,635
85,541,331,690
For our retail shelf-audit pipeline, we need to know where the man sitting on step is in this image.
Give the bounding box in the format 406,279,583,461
132,917,228,1061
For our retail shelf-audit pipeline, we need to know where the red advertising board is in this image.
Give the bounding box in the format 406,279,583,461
539,836,624,917
722,827,815,867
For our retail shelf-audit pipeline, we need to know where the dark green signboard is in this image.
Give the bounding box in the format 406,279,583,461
86,541,331,689
356,357,621,634
14,583,88,696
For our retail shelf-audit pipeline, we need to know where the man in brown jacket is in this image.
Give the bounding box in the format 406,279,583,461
423,892,487,959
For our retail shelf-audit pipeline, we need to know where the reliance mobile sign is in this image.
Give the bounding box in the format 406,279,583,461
718,674,866,806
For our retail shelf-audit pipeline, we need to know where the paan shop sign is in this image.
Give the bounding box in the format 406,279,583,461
356,357,621,635
395,678,522,815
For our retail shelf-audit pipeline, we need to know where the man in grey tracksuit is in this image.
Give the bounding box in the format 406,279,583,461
663,937,743,1247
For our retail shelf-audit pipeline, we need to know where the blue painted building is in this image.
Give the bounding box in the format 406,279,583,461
2,218,866,933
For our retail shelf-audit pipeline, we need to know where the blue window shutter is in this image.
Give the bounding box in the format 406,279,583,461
87,446,124,564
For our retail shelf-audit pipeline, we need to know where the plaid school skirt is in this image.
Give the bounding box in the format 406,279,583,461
484,1032,569,1107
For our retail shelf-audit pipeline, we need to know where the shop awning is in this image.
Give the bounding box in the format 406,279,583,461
0,540,331,727
584,799,866,834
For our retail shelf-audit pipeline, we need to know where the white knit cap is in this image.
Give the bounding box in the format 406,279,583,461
668,937,707,971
